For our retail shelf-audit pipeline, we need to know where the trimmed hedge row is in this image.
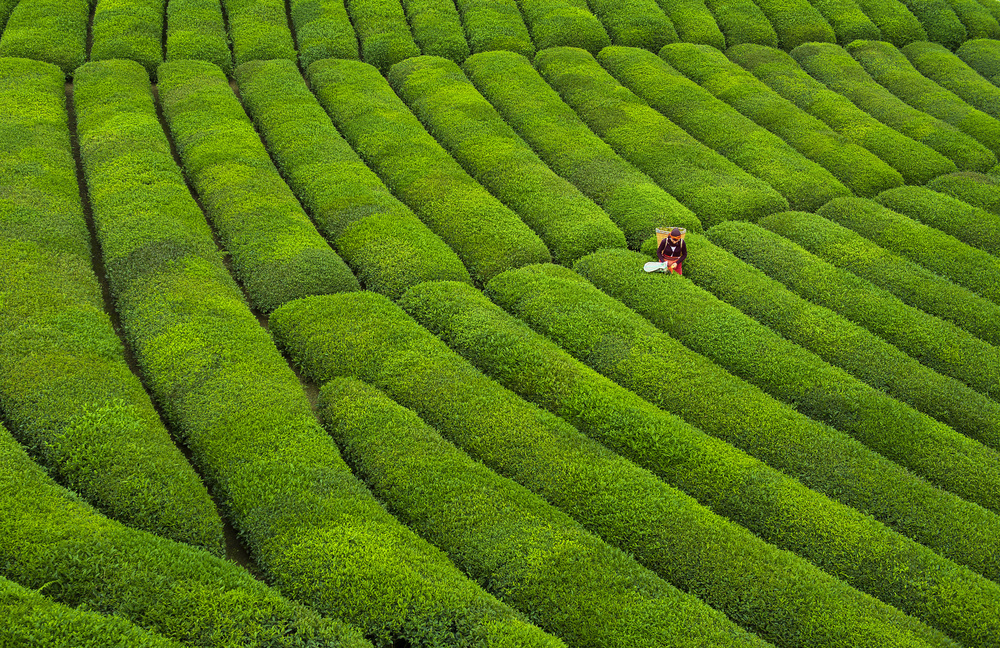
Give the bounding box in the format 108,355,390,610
818,192,1000,306
849,0,926,46
463,50,698,249
0,423,372,648
904,40,1000,119
747,0,836,48
517,0,611,53
453,0,535,57
805,0,881,45
791,39,996,171
388,55,626,265
399,0,470,62
158,59,359,313
535,46,787,227
222,0,297,67
848,39,1000,159
944,0,1000,38
703,0,780,47
0,0,89,76
876,185,1000,256
307,57,551,285
0,57,223,555
165,0,234,75
586,0,677,51
290,0,360,70
0,0,18,32
927,170,1000,217
733,43,956,185
318,377,769,648
897,0,967,48
345,0,422,71
956,37,1000,84
600,45,850,212
90,0,164,78
234,58,471,300
653,0,726,49
659,42,904,197
273,290,946,648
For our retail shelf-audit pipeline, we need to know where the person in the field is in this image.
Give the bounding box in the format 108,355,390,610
656,227,687,275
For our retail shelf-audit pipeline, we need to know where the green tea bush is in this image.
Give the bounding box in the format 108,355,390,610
659,42,904,197
165,0,234,75
943,0,1000,38
517,0,611,53
653,0,726,49
747,0,836,48
235,59,471,300
927,169,1000,216
345,0,422,71
535,46,787,227
318,377,767,648
222,0,297,67
896,0,967,47
400,0,470,62
600,45,849,211
703,0,780,47
585,0,678,51
0,0,89,76
849,0,926,45
0,0,18,31
463,50,699,248
904,40,1000,119
734,42,955,184
804,0,882,44
956,37,1000,84
90,0,165,78
453,0,535,57
307,57,551,284
876,185,1000,256
792,39,996,170
290,0,360,69
158,59,359,312
389,55,626,265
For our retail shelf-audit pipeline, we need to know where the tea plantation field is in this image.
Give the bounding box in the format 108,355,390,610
2,0,1000,646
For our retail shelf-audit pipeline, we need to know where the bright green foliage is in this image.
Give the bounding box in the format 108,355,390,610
158,60,359,312
742,42,956,184
389,55,626,265
805,0,882,44
0,424,372,648
517,0,611,53
660,42,904,196
222,0,297,67
290,0,360,69
956,37,1000,84
535,46,787,227
453,0,535,57
896,0,967,47
601,45,849,211
91,0,165,78
943,0,1000,37
876,185,1000,256
0,0,89,76
400,0,470,61
904,40,1000,119
307,57,551,285
1,57,224,555
791,39,996,170
166,0,234,75
652,0,726,49
927,169,1000,217
0,0,19,31
848,40,1000,159
463,50,699,249
703,0,780,47
586,0,678,51
973,0,1000,22
747,0,836,48
849,0,926,45
345,0,421,72
235,58,470,300
319,377,767,648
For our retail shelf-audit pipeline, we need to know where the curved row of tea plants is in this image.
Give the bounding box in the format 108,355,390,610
165,0,233,74
875,184,1000,256
517,0,610,53
0,0,89,75
90,0,164,78
751,0,836,48
345,0,420,72
957,37,1000,83
453,0,534,57
926,170,1000,217
906,40,1000,117
290,0,360,69
805,0,881,45
586,0,677,51
222,0,296,67
704,0,779,47
663,0,731,48
399,0,469,62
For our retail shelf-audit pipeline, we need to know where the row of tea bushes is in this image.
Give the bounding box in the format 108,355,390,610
806,0,880,45
0,423,371,648
345,0,420,72
453,0,534,57
290,0,360,69
659,42,904,197
463,50,698,249
876,185,1000,256
750,0,836,48
732,43,956,184
0,0,16,31
317,377,768,648
90,0,164,78
946,0,1000,38
905,39,1000,118
704,0,779,47
222,0,296,67
389,55,626,265
534,46,787,227
517,0,610,53
307,57,551,285
656,0,726,49
1,57,224,555
397,279,981,648
234,58,470,300
851,0,927,46
272,291,944,648
927,170,1000,217
901,0,967,47
165,0,233,75
74,59,550,647
586,0,677,51
600,45,850,212
0,0,89,76
158,59,359,313
400,0,469,62
957,37,1000,83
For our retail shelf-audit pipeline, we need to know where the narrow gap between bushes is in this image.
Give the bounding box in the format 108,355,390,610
85,0,95,60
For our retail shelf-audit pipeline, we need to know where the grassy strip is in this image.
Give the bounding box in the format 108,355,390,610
399,0,470,62
345,0,421,72
0,57,223,555
791,40,996,171
586,0,677,51
957,38,1000,84
805,0,881,44
927,170,1000,217
166,0,234,75
535,46,786,227
817,191,1000,306
222,0,297,67
876,185,1000,257
904,40,1000,120
517,0,611,53
91,0,165,78
659,43,904,198
652,0,726,48
897,0,967,47
733,43,955,185
290,0,360,69
234,59,470,300
389,55,626,265
0,0,89,77
849,0,926,45
0,424,372,648
453,0,534,57
307,57,551,284
158,60,359,313
601,46,849,212
463,50,698,249
318,377,770,648
745,0,836,48
703,0,779,47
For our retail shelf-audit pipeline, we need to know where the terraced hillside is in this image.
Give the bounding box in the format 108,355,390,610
2,0,1000,646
